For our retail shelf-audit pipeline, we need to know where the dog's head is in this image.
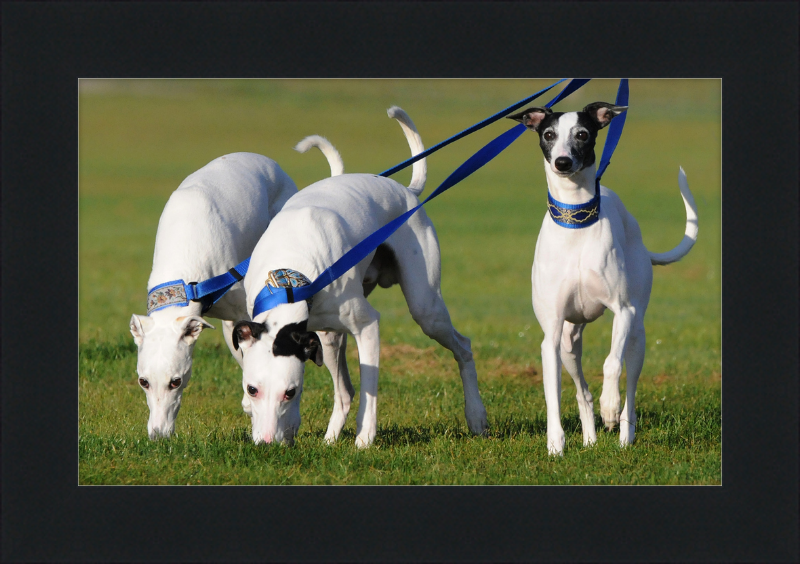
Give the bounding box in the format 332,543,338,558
508,102,627,177
129,310,214,440
233,301,323,445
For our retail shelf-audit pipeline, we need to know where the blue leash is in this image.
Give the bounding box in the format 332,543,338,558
148,78,580,316
252,78,593,317
379,78,571,177
597,79,629,180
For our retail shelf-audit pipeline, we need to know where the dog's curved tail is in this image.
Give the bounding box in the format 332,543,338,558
387,106,427,196
294,135,344,177
649,167,699,265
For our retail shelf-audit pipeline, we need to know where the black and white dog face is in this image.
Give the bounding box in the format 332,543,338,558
233,301,323,445
508,102,627,177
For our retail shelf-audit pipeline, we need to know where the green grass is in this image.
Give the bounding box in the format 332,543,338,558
79,79,721,484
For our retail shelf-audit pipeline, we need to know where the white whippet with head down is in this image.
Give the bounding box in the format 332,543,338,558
507,102,698,455
129,140,344,440
232,107,489,447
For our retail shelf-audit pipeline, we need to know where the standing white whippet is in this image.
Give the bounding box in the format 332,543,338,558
507,102,698,455
129,140,343,440
232,107,489,447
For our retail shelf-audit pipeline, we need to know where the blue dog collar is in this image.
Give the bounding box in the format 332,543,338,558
547,180,601,229
146,258,250,315
252,269,314,318
147,280,193,314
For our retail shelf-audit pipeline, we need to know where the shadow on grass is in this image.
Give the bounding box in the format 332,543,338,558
374,422,470,446
300,412,616,447
361,400,720,448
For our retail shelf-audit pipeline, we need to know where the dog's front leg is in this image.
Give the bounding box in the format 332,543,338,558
561,321,596,446
599,306,635,431
318,331,355,444
541,322,566,455
349,305,381,449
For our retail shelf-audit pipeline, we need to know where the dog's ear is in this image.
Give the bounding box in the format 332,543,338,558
176,316,215,345
130,314,154,347
506,106,552,131
233,321,267,351
290,331,324,367
583,102,628,129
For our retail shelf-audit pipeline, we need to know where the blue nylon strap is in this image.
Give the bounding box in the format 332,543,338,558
596,79,629,181
189,257,250,299
189,257,250,312
378,78,569,178
252,79,591,318
544,78,591,109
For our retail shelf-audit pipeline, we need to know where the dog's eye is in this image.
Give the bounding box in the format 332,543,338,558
139,378,149,389
247,385,258,397
169,378,182,390
284,388,297,401
576,130,588,141
543,130,555,141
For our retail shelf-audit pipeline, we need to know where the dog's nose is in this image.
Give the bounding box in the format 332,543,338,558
554,157,573,172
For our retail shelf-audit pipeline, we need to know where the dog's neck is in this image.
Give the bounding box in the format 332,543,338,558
543,159,598,205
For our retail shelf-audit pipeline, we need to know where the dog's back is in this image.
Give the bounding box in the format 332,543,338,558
251,174,417,276
148,153,297,287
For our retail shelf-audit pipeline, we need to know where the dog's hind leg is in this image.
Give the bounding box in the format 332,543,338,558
599,306,635,431
402,283,488,436
619,318,645,446
561,321,596,446
319,331,355,444
385,223,487,436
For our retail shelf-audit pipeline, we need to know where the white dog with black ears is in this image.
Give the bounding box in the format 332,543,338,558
130,139,343,440
233,107,489,447
507,102,698,455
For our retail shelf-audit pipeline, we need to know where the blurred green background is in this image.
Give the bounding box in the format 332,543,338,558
79,79,721,484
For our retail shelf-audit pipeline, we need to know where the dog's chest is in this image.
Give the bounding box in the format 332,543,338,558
556,270,609,324
533,221,619,324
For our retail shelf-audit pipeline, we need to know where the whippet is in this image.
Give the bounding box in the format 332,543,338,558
233,107,489,447
507,102,698,455
130,140,343,439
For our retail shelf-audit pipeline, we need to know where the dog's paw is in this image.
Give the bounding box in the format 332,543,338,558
465,405,489,436
619,415,636,446
324,412,348,445
354,434,374,449
601,415,619,431
599,395,620,430
547,431,566,456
